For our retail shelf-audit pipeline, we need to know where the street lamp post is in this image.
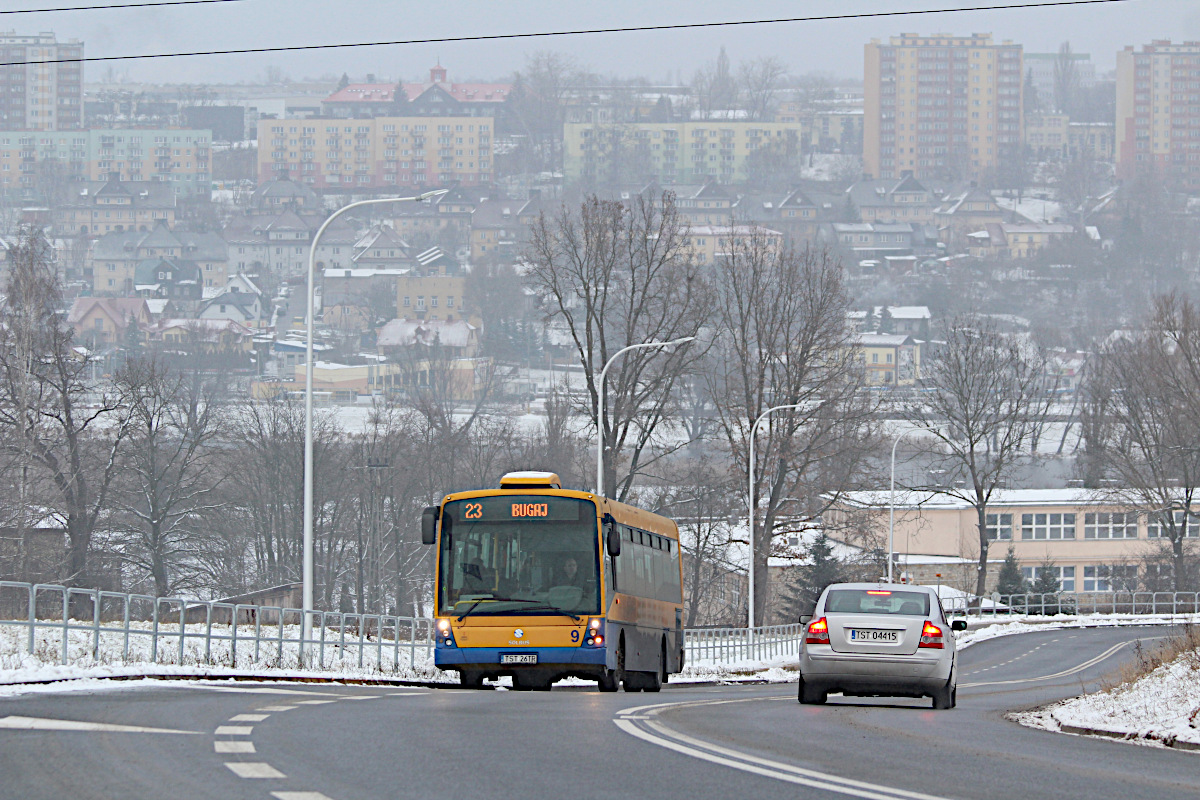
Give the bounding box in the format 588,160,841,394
747,402,805,630
302,189,447,664
594,337,694,499
888,427,921,584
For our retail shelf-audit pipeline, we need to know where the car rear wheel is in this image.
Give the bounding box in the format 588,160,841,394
798,676,827,705
931,680,956,710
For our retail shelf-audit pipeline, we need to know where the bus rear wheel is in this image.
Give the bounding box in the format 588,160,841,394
459,670,485,689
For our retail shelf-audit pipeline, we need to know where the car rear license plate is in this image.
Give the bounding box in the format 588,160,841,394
848,629,898,642
501,654,537,664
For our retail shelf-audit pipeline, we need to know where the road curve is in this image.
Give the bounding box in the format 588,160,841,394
0,624,1196,800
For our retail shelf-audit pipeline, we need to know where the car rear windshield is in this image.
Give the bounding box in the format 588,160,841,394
824,589,931,616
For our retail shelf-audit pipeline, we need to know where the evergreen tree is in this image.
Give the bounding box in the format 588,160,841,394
783,533,843,619
1031,558,1061,595
337,72,350,91
996,547,1027,596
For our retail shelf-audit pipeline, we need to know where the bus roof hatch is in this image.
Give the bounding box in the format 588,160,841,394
499,471,563,490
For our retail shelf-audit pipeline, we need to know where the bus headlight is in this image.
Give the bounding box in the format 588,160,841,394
583,619,605,647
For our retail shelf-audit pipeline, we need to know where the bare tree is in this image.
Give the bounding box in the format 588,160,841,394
525,193,713,500
1053,41,1080,117
0,231,133,587
691,47,739,119
738,57,788,121
109,358,227,596
707,234,875,624
1086,295,1200,591
908,317,1054,599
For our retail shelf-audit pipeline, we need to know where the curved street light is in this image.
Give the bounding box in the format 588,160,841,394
747,402,805,630
302,189,448,663
888,427,921,584
594,336,694,499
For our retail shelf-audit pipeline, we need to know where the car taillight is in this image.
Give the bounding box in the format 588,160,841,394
805,617,829,645
919,621,944,649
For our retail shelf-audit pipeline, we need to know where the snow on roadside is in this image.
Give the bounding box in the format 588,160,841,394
1013,634,1200,751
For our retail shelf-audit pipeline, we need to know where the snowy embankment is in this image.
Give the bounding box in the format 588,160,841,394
1013,626,1200,752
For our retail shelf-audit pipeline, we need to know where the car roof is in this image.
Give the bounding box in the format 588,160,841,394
821,582,938,596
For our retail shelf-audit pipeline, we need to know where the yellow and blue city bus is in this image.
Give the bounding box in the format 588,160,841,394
421,470,684,691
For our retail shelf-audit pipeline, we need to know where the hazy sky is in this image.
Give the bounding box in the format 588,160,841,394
7,0,1200,86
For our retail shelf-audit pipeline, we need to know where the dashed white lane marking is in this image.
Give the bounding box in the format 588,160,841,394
340,695,380,700
257,705,297,712
961,640,1130,687
297,699,337,705
0,716,196,734
225,762,286,779
214,725,253,735
613,698,950,800
229,714,270,722
272,793,337,800
214,741,255,754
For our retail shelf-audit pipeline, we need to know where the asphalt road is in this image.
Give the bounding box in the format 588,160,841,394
0,624,1196,800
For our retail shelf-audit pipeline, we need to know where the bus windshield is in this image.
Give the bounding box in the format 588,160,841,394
438,495,600,617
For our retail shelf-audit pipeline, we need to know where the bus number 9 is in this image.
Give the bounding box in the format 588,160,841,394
464,503,483,519
571,630,579,642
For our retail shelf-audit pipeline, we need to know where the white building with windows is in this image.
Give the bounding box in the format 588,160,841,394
828,489,1197,594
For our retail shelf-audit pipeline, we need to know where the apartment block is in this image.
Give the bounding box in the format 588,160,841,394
256,115,494,189
864,33,1023,181
0,32,83,131
1116,40,1200,190
563,121,808,185
0,128,211,197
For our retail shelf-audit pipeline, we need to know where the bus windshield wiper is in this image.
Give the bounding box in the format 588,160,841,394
455,599,488,622
503,601,582,622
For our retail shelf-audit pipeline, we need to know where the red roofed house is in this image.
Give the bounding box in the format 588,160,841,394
67,297,152,348
322,65,512,120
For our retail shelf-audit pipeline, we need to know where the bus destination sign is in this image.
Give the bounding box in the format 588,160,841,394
448,495,589,523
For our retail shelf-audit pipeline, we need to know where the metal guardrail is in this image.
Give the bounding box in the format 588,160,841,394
0,581,433,675
4,581,1197,677
685,623,804,665
954,591,1200,618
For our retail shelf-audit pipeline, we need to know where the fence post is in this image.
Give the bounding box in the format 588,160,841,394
60,587,70,665
92,589,101,661
26,584,36,656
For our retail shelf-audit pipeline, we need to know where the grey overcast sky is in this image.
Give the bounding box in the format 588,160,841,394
7,0,1200,85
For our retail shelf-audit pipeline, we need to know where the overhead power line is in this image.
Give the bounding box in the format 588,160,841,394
0,0,1138,67
1,0,245,15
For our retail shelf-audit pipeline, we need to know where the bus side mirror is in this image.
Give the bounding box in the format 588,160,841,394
605,516,621,557
951,619,968,632
421,506,439,545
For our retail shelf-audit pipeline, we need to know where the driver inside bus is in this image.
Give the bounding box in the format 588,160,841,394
558,555,590,590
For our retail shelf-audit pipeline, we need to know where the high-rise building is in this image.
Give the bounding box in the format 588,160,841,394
1115,40,1200,190
864,33,1023,181
0,32,84,131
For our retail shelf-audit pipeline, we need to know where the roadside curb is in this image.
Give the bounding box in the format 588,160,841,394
1058,721,1200,752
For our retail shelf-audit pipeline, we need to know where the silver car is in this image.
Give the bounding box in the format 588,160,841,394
798,583,967,709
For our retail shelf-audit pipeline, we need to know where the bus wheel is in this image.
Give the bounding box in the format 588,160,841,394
597,670,619,692
459,670,485,689
514,673,551,691
641,641,664,693
618,637,640,693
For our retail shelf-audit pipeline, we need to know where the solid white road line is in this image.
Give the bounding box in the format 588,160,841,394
296,699,337,705
0,716,196,734
214,740,256,754
614,699,952,800
225,762,286,779
339,695,380,700
214,725,254,735
257,705,298,711
272,792,337,800
229,714,270,722
187,685,338,697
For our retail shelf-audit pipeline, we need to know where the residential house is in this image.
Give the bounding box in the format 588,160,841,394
933,187,1007,252
854,332,921,386
966,222,1075,260
90,223,229,294
67,296,152,347
223,210,355,278
687,225,783,264
249,177,321,210
846,176,936,226
59,178,176,236
132,257,202,302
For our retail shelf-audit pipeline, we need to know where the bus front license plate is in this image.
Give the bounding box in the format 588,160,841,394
501,654,537,664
